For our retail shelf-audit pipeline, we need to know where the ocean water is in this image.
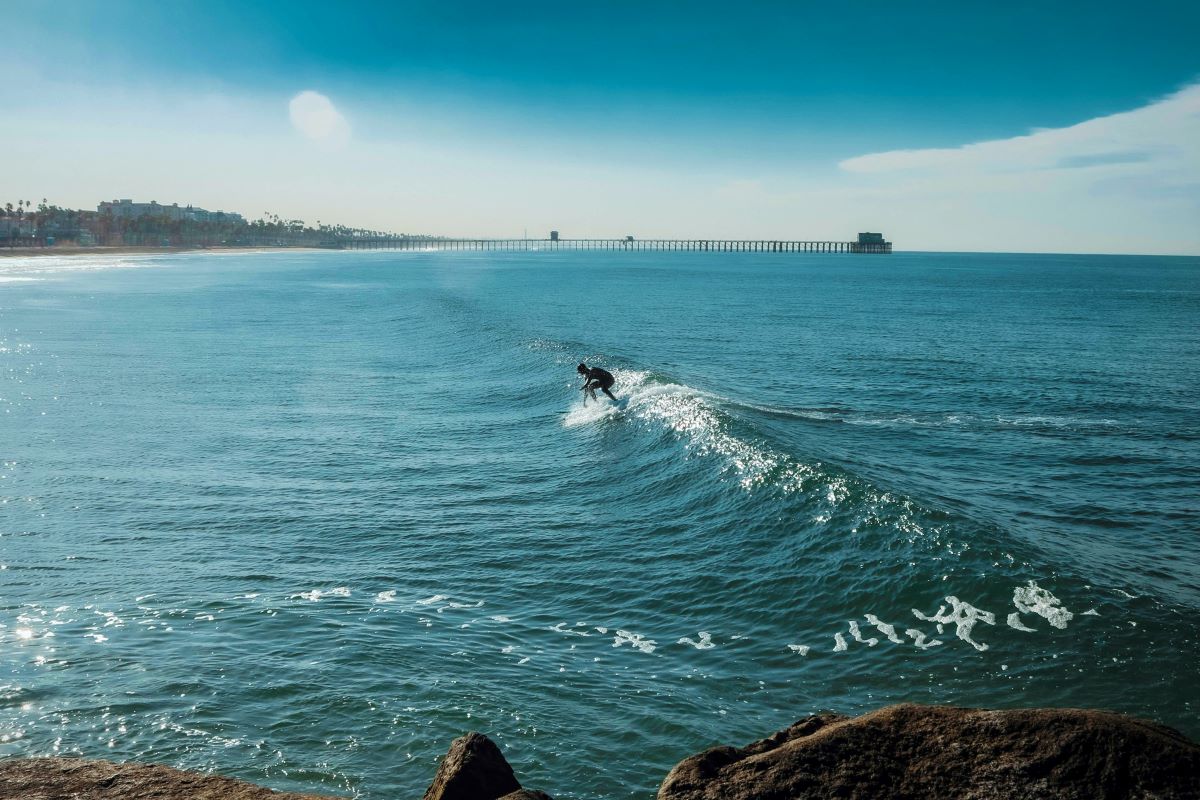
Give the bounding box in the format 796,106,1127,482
1,249,1197,798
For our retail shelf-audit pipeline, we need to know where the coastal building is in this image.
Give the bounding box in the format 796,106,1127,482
33,209,100,245
851,232,891,253
0,218,35,236
550,230,559,241
98,199,245,224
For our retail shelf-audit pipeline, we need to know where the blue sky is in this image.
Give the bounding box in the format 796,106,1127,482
3,1,1198,252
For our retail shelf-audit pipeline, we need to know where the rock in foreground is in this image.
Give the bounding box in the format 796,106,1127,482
0,757,340,799
423,732,552,800
658,703,1200,800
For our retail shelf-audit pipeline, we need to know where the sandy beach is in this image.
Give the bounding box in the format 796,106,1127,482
0,245,325,258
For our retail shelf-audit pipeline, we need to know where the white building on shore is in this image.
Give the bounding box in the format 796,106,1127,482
98,199,245,224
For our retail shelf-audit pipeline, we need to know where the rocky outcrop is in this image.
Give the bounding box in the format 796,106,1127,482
4,706,1197,799
0,732,552,800
657,703,1200,800
0,756,340,799
422,732,552,800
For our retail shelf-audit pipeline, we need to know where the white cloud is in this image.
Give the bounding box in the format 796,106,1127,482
288,90,350,144
839,83,1200,178
820,83,1200,253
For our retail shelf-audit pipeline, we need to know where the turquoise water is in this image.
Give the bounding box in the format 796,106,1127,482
1,249,1197,798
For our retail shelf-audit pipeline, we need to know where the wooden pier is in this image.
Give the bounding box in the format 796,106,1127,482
321,236,892,254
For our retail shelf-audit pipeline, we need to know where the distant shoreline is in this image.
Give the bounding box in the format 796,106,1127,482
0,245,328,258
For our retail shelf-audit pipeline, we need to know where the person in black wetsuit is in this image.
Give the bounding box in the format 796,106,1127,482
577,362,617,404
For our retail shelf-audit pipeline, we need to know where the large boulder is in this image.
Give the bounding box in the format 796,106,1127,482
0,757,340,799
658,703,1200,800
424,732,552,800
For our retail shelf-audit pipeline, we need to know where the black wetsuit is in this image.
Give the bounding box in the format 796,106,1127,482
582,366,617,400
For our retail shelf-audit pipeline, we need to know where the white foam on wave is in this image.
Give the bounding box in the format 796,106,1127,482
1006,612,1037,632
995,414,1119,430
864,614,906,644
612,629,657,654
292,587,350,602
787,644,811,656
437,599,484,613
581,370,841,497
563,398,623,428
374,590,397,603
416,594,448,606
847,620,879,647
568,371,954,546
677,631,715,649
1012,581,1073,629
912,596,995,652
905,629,942,650
741,402,1122,433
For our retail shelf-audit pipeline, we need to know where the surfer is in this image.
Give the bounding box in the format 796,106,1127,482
577,363,617,404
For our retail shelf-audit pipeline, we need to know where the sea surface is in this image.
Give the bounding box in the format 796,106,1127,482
1,249,1198,797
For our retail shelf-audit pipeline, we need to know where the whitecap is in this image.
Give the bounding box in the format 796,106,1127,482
912,596,994,651
292,587,350,602
677,631,715,650
864,614,905,644
847,620,878,647
438,599,484,613
1012,581,1073,629
1006,612,1037,632
905,629,942,650
563,398,623,427
551,622,591,637
612,629,656,654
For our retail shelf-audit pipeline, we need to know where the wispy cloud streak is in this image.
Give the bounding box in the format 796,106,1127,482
839,83,1200,179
